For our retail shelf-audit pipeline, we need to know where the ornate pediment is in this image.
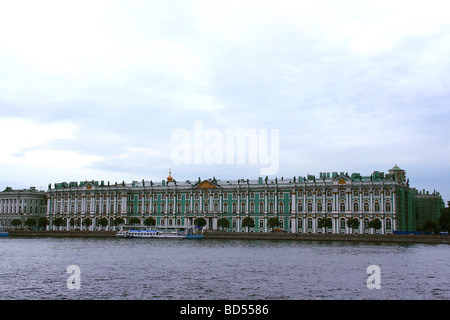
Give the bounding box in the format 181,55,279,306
195,180,219,189
332,175,351,185
80,182,96,190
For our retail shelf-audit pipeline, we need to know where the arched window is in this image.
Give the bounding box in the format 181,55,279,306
386,218,392,230
364,202,369,212
353,202,359,212
259,202,264,214
363,218,370,230
385,202,391,212
340,202,345,212
327,202,332,213
298,202,303,212
297,218,303,229
340,218,346,230
317,202,323,212
307,202,313,212
374,202,380,212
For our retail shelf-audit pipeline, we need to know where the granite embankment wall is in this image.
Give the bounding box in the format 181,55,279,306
9,230,116,237
203,231,450,244
8,230,450,244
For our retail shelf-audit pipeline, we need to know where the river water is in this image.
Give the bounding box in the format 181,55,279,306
0,237,449,300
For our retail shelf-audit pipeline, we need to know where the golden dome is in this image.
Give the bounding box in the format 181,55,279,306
167,169,174,182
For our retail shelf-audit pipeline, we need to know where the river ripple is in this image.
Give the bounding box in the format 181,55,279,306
0,237,449,300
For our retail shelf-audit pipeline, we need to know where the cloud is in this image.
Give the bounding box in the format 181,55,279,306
0,0,450,203
0,118,105,184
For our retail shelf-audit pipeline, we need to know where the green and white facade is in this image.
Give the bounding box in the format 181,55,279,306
1,165,443,233
42,165,421,234
0,187,46,228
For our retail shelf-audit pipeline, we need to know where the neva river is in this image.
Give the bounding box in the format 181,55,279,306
0,237,449,300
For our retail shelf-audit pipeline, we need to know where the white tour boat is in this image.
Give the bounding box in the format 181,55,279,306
116,225,204,239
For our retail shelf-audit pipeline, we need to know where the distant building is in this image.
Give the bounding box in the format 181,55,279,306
43,165,429,234
414,189,445,231
2,165,444,234
0,187,46,228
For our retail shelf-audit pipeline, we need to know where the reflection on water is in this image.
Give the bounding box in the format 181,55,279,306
0,237,449,300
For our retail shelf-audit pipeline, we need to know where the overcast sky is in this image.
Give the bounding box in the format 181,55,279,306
0,0,449,204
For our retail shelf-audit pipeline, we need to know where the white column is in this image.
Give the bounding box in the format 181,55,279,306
275,192,278,214
237,193,240,214
246,192,249,214
122,193,127,215
291,192,296,214
209,193,213,213
82,195,86,215
264,192,268,213
46,197,51,215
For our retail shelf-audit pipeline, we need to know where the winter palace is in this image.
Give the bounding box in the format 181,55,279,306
0,165,445,234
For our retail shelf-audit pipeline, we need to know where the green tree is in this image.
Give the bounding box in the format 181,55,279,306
53,217,64,229
318,217,332,233
194,217,207,228
38,217,49,230
69,218,75,230
11,219,22,229
368,218,382,232
242,217,255,231
84,217,92,230
144,217,156,226
217,217,229,231
113,217,125,226
268,217,280,230
422,219,437,234
97,217,109,230
128,217,141,225
347,217,360,233
438,207,450,232
24,218,37,229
